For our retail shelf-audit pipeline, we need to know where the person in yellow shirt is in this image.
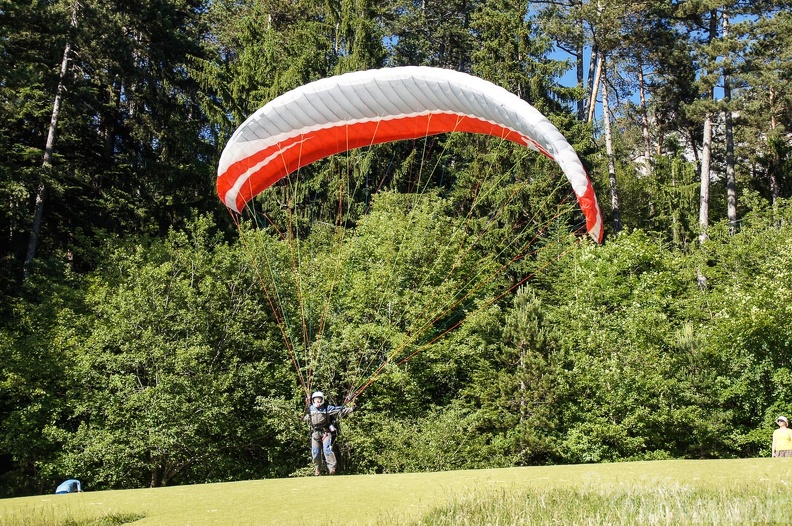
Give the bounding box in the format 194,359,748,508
772,416,792,457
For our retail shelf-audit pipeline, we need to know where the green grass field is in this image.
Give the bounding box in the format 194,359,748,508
2,459,792,525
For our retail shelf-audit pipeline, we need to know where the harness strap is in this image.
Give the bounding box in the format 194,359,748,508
308,405,335,434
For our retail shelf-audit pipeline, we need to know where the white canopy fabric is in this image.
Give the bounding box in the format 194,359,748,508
218,66,603,242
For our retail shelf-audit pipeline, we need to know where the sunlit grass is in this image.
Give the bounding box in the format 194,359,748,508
0,506,144,526
1,459,790,525
402,483,792,525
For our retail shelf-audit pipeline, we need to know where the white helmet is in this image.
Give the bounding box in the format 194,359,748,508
311,391,324,401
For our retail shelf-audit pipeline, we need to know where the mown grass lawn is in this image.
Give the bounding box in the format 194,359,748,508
1,459,791,525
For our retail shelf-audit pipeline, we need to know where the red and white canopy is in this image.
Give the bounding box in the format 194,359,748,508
217,66,603,242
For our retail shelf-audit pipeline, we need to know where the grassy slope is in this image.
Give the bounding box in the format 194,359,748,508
1,459,791,525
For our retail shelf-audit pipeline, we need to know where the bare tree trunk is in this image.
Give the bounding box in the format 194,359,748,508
698,114,713,244
576,20,585,121
24,4,78,278
698,11,717,245
637,62,655,219
670,159,681,246
587,51,602,124
722,12,737,232
769,87,780,206
601,58,621,234
586,45,598,114
637,65,652,176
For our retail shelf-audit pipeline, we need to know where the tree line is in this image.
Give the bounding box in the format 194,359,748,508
0,0,791,496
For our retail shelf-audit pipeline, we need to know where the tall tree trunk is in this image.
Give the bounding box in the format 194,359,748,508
670,159,681,246
768,87,780,206
576,20,585,121
698,10,717,245
24,3,78,279
637,64,652,176
698,114,713,244
587,50,602,123
637,61,655,218
722,12,737,232
601,58,621,234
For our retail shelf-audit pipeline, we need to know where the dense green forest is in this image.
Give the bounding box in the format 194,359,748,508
1,0,791,497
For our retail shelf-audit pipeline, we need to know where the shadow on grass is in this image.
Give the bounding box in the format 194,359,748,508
63,513,146,526
5,510,145,526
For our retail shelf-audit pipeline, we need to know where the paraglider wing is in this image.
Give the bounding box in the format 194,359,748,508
217,66,604,242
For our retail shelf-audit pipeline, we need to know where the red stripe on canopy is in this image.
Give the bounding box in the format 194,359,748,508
217,113,551,214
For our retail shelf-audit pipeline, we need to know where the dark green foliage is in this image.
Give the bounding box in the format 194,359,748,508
386,0,479,69
3,187,792,493
2,0,792,497
0,0,216,283
48,217,304,487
